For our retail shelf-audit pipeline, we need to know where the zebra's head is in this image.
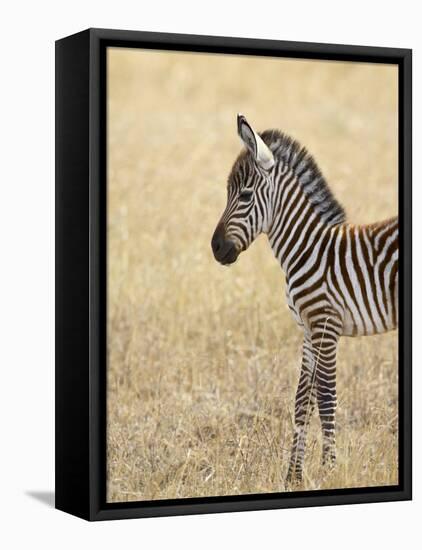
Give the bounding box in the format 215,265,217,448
211,114,275,265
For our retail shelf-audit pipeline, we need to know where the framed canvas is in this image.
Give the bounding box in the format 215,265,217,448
55,28,412,521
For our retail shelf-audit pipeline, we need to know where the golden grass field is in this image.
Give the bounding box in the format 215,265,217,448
106,48,398,502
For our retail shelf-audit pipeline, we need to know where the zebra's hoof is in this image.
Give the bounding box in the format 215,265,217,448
285,470,303,487
321,455,336,470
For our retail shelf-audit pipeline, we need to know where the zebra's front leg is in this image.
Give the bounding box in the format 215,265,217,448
286,336,316,484
312,316,342,469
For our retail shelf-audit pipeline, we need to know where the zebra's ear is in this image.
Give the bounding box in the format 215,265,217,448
237,114,275,170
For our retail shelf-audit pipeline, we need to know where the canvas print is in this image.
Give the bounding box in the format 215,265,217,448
106,48,398,502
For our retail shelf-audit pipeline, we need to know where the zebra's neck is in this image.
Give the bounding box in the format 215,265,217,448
265,156,345,275
260,129,345,226
258,130,345,274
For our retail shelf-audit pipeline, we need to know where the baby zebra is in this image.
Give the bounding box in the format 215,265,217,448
211,114,398,483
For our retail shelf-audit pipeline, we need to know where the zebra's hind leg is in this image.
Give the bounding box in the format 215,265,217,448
286,336,317,484
312,316,342,470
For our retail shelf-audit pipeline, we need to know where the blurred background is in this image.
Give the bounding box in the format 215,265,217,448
107,47,398,502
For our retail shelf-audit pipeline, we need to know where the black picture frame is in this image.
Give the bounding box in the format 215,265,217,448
55,28,412,521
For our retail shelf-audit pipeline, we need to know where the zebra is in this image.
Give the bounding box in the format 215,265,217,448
211,114,398,483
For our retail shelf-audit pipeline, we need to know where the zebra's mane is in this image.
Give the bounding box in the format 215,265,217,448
261,129,346,226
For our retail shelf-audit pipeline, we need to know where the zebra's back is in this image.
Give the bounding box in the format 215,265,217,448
327,216,398,336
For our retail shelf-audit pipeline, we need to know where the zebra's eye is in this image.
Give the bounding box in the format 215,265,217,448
239,190,253,203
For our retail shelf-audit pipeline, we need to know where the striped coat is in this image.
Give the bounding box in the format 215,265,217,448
211,115,398,483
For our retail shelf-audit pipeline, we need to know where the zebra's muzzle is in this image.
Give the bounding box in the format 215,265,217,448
218,243,239,265
211,225,239,265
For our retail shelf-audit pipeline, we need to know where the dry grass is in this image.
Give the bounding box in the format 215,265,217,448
106,48,398,502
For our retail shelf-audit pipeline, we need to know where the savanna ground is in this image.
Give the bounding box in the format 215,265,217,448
107,49,398,502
